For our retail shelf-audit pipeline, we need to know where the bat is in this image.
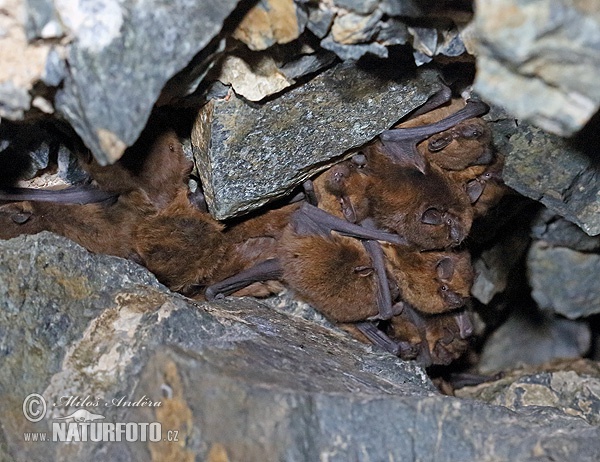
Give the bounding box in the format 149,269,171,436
383,246,474,314
378,99,489,173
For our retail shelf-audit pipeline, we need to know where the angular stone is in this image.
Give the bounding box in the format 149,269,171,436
471,229,530,304
502,122,600,236
527,241,600,319
54,0,242,165
306,6,335,38
0,0,51,119
473,0,600,136
2,233,600,461
330,10,383,45
333,0,378,15
192,63,444,219
478,309,591,373
531,208,600,252
456,359,600,427
232,0,305,51
216,54,294,101
320,35,388,60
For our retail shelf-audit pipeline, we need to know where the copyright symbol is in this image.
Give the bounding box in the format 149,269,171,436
23,394,46,422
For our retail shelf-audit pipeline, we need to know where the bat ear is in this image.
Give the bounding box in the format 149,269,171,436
427,134,453,152
436,257,455,280
350,152,367,167
421,207,444,225
466,180,485,203
354,265,374,277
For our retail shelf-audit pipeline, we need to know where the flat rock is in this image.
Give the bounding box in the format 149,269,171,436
531,207,600,252
2,233,600,460
192,63,444,219
473,0,600,136
53,0,242,164
527,241,600,319
502,122,600,236
457,359,600,427
477,308,591,373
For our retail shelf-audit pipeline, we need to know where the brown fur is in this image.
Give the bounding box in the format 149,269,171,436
133,189,226,295
0,190,153,258
383,246,473,314
83,125,192,210
386,309,470,365
364,148,474,249
279,230,379,323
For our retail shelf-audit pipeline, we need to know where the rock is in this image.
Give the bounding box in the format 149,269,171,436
471,229,530,304
330,10,383,45
320,35,388,60
456,359,600,427
473,0,600,136
502,122,600,236
306,6,335,38
333,0,378,15
531,207,600,252
193,63,444,219
527,241,600,319
2,232,600,461
0,0,52,119
478,308,591,373
216,53,295,102
232,0,305,51
54,0,242,165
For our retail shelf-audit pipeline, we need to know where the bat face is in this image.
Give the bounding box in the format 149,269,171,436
312,154,371,224
385,306,472,366
365,149,474,250
384,246,474,314
424,118,494,171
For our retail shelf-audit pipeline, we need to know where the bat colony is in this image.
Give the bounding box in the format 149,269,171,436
0,91,509,367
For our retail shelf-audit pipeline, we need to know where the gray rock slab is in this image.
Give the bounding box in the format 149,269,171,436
1,233,600,460
527,241,600,319
456,359,600,427
193,63,444,219
531,207,600,252
502,122,600,236
54,0,242,165
473,0,600,136
478,308,591,373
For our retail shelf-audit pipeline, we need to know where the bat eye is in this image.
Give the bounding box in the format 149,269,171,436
421,208,443,225
440,285,448,291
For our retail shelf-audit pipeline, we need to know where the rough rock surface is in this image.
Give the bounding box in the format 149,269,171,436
54,0,242,165
527,241,600,319
501,121,600,236
473,0,600,136
2,233,600,461
192,63,444,219
531,207,600,252
457,359,600,427
477,309,591,373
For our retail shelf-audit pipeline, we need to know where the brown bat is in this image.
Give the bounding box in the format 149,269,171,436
310,147,474,251
383,246,474,315
384,305,473,366
377,99,489,173
0,119,199,267
133,188,226,296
